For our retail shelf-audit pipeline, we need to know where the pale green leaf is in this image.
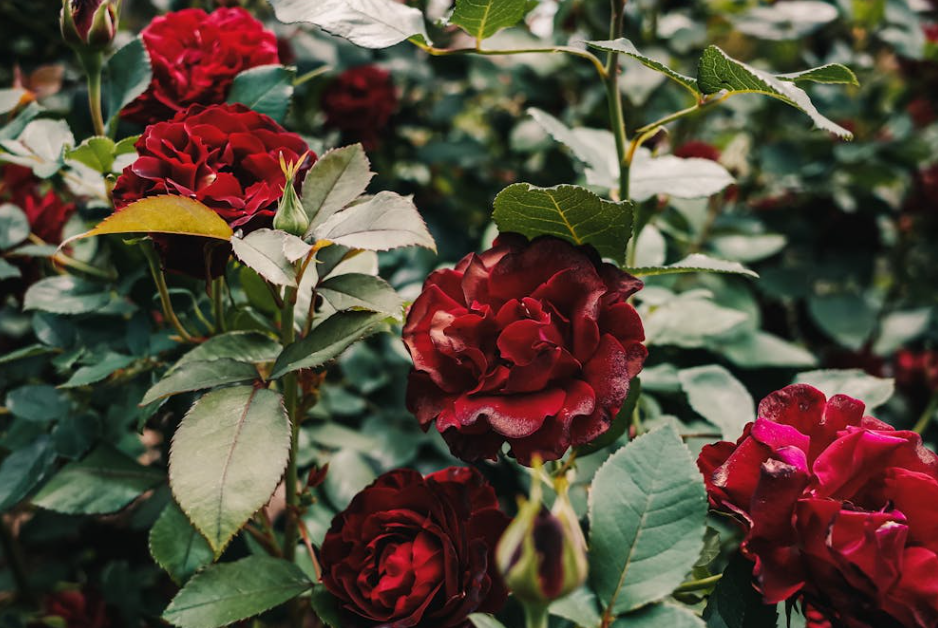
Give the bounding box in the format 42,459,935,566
793,369,894,409
302,144,374,235
318,273,404,318
550,587,602,627
231,229,298,288
778,64,859,86
713,331,817,369
631,149,735,201
528,108,618,189
141,359,260,405
66,136,118,173
311,191,436,252
171,332,281,371
227,65,296,124
0,203,30,250
587,38,699,96
23,276,112,315
268,0,431,48
678,365,755,439
271,311,386,379
627,254,758,278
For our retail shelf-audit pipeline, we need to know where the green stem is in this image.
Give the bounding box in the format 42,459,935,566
81,52,106,137
140,240,198,344
603,0,629,201
674,573,722,593
212,277,226,333
281,285,300,563
913,393,938,435
523,603,550,628
420,43,608,81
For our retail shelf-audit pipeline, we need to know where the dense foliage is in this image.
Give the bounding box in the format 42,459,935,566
0,1,937,628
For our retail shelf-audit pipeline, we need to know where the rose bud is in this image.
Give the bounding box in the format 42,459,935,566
496,469,587,608
60,0,118,51
272,152,310,237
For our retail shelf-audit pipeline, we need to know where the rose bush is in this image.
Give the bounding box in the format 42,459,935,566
322,65,397,150
121,7,279,124
403,233,647,465
699,384,938,628
320,467,508,628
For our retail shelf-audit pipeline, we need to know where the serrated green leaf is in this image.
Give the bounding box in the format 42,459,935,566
309,586,344,628
23,276,112,315
696,46,854,139
793,369,894,409
703,554,777,628
104,37,152,129
162,555,311,628
631,149,735,201
150,500,214,585
528,108,618,189
32,445,164,515
141,359,260,405
807,293,876,351
311,191,436,252
550,587,602,627
231,229,298,288
66,136,118,173
615,603,706,628
0,437,57,511
587,38,699,96
302,144,375,236
0,343,54,365
169,386,290,556
678,365,754,440
0,203,30,250
227,65,296,124
171,331,281,371
589,426,708,614
778,64,859,86
271,310,386,379
644,295,749,349
450,0,527,41
493,183,633,264
318,273,404,318
61,352,136,388
268,0,431,49
627,254,758,278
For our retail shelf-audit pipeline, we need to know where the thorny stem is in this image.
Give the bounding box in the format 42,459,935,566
140,240,199,344
913,393,938,435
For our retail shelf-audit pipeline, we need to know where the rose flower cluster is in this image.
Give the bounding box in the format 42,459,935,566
699,384,938,628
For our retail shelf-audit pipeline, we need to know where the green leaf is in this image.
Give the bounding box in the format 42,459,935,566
271,311,387,379
703,553,777,628
231,229,298,288
549,587,603,627
734,1,839,42
318,273,404,318
627,254,758,278
807,293,876,351
696,46,854,139
644,295,749,349
63,195,233,245
493,183,633,264
713,331,817,369
527,108,618,189
469,614,509,628
450,0,527,41
778,64,859,86
6,384,70,422
268,0,431,49
66,136,119,173
0,119,73,178
678,365,755,440
0,437,57,511
61,352,136,388
322,449,376,511
587,38,699,96
0,203,30,250
615,603,706,628
227,65,296,124
32,445,164,515
23,276,112,315
0,257,21,280
104,37,152,126
150,500,214,585
141,359,260,405
311,191,436,252
172,332,281,371
0,343,54,365
793,369,894,409
302,144,374,235
873,308,932,356
589,426,708,614
162,555,311,628
309,586,344,628
630,149,735,201
708,234,787,263
169,386,290,556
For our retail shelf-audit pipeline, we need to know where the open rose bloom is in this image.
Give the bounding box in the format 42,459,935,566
699,384,938,628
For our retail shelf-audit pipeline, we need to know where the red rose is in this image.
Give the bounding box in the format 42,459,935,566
320,467,509,628
403,234,646,465
112,103,313,277
698,384,938,628
322,66,397,150
673,141,721,162
1,164,75,243
41,590,110,628
121,8,279,124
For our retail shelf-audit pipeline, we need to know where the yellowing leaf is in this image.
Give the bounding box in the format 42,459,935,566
62,196,233,247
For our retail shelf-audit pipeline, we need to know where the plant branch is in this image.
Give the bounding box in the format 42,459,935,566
913,393,938,435
80,52,106,137
212,277,226,332
140,240,199,344
281,284,300,564
604,0,630,200
418,43,609,81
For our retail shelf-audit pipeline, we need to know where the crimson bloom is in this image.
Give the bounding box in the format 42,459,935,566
1,164,74,243
40,590,109,628
319,467,509,628
403,234,646,465
322,66,397,150
121,8,279,124
698,384,938,628
112,103,312,277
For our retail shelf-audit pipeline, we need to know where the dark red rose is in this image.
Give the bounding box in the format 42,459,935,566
674,141,721,162
403,234,647,465
698,384,938,628
121,8,279,124
1,164,75,243
60,0,118,50
320,467,509,628
893,349,938,394
41,590,109,628
112,103,313,277
322,66,397,150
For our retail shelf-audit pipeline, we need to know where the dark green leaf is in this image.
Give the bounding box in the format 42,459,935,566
311,191,436,252
169,386,290,556
6,384,70,422
141,359,260,405
268,0,431,49
0,343,54,365
32,445,164,515
703,554,778,628
615,603,706,628
172,331,281,371
627,254,758,278
271,311,387,379
227,65,296,124
778,64,859,86
23,276,112,315
450,0,527,41
322,449,376,511
302,144,374,235
0,203,30,250
589,426,708,614
150,500,214,585
310,585,344,628
61,352,136,388
678,366,754,440
162,555,311,628
0,437,57,511
587,38,699,96
104,37,152,127
318,273,404,318
527,109,618,189
493,183,633,264
807,293,876,351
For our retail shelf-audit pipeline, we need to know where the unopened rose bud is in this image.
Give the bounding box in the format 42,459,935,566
60,0,119,51
496,471,588,607
273,152,310,237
